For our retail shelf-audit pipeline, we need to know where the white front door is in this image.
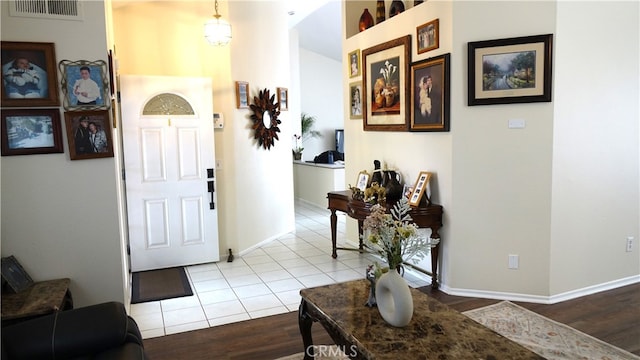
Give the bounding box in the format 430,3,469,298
120,75,219,272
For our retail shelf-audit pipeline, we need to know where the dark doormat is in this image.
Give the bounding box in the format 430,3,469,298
131,266,193,304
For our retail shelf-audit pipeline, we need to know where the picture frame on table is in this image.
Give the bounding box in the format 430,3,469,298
1,108,64,156
468,34,553,106
409,171,432,207
1,255,34,293
236,81,250,109
356,170,370,191
348,49,361,78
1,41,60,107
64,110,114,160
362,35,411,132
277,87,288,111
410,53,450,132
416,19,439,54
59,59,110,111
349,82,363,120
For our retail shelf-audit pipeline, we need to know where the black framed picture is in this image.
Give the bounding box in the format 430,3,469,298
1,41,60,107
1,108,64,156
1,255,34,293
468,34,553,106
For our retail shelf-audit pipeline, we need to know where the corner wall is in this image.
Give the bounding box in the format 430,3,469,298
1,1,125,307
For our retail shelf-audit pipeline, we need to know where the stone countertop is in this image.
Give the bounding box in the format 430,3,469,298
293,160,345,169
300,280,543,359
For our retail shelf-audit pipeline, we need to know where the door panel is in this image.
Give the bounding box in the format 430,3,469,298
120,75,219,271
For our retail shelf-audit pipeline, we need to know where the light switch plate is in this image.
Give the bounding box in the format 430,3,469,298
508,119,526,129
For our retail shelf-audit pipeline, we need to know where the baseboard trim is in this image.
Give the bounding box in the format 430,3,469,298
238,229,294,257
440,274,640,304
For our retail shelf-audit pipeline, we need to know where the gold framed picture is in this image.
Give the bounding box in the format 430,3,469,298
235,81,249,109
409,171,432,207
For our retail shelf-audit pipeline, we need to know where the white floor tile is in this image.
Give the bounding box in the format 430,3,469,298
240,293,283,312
128,200,421,339
163,306,207,327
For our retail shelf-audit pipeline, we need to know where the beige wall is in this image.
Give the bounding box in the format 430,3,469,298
343,0,639,300
1,1,126,307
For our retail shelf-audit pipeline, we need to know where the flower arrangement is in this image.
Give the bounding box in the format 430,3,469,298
362,198,439,271
379,60,398,86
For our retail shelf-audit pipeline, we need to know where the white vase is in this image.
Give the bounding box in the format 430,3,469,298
375,269,413,327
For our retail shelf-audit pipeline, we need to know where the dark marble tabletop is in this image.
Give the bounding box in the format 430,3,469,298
300,280,544,359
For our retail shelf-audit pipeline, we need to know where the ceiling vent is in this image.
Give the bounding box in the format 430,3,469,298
8,0,83,21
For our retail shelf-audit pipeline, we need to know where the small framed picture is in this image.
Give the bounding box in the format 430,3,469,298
409,171,432,207
348,49,360,78
59,59,110,110
277,87,288,111
356,170,370,191
417,19,439,54
1,108,64,156
1,255,34,293
349,82,363,120
236,81,249,109
1,41,60,107
64,110,114,160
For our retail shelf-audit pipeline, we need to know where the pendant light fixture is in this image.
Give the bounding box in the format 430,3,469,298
204,0,232,46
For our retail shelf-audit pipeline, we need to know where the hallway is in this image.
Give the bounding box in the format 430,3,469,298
130,200,431,339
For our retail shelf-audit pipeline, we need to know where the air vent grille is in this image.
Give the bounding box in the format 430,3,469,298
9,0,82,20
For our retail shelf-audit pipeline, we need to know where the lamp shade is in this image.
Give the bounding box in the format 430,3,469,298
204,17,232,46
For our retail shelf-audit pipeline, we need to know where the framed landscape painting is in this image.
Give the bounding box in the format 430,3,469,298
468,34,553,106
1,108,63,156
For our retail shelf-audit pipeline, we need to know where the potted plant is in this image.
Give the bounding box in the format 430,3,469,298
293,113,322,160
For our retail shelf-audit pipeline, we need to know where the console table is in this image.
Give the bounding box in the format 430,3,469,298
298,280,543,360
1,278,73,326
327,190,443,288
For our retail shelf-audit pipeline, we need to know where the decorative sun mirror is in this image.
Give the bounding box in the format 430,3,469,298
250,88,281,150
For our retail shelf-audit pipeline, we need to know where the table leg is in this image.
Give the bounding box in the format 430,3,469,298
298,299,314,360
431,227,441,289
330,209,338,258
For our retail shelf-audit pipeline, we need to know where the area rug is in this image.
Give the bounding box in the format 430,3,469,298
463,301,640,360
131,266,193,304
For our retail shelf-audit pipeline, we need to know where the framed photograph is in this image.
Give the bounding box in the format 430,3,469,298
64,110,114,160
348,49,360,78
236,81,250,109
277,87,288,111
417,19,439,54
356,170,370,191
410,53,450,132
409,171,432,207
1,255,34,293
349,81,363,120
1,41,59,107
1,108,64,156
362,35,411,132
468,34,553,106
59,59,110,110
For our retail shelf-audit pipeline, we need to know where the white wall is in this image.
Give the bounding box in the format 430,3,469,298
113,1,296,256
299,48,344,161
343,0,639,300
549,1,639,295
1,1,126,307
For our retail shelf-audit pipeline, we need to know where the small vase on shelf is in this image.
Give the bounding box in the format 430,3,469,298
389,0,405,18
359,8,374,32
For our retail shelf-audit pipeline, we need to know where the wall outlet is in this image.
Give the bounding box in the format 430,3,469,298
508,254,519,269
626,237,634,252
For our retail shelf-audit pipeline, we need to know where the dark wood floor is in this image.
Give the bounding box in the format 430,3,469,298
143,282,640,360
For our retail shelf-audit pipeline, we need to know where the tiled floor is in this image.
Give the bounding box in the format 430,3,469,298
130,200,430,339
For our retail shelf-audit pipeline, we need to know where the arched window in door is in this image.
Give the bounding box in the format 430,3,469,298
142,93,195,116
